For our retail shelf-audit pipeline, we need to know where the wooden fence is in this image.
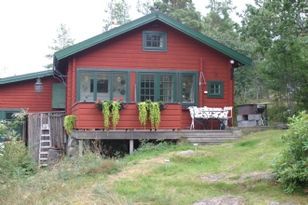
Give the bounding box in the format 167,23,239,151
27,112,66,162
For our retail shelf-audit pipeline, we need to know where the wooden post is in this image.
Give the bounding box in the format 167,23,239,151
129,139,134,154
78,140,83,157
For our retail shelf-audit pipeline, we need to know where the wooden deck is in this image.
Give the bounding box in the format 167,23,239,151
72,129,242,144
72,129,242,155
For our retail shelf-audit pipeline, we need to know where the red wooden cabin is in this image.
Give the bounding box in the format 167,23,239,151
54,12,251,130
1,12,251,130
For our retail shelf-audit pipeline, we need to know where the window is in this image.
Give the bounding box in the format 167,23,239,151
160,75,174,102
138,73,175,103
143,31,167,51
77,70,128,102
180,74,195,103
207,81,224,98
0,110,19,121
140,74,155,101
137,72,197,104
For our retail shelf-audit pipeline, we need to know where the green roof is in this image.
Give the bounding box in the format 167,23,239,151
0,70,54,85
54,12,252,68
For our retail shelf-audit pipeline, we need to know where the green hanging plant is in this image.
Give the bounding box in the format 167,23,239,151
111,100,121,129
64,115,76,135
138,101,148,127
149,102,161,129
102,100,111,129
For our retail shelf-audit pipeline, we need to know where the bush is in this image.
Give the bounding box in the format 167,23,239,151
273,111,308,193
0,140,37,182
267,103,290,123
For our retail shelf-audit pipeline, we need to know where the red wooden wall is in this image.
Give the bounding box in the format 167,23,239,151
0,77,60,112
66,21,234,129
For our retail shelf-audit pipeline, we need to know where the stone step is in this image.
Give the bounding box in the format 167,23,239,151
186,137,237,142
182,133,236,138
181,130,234,134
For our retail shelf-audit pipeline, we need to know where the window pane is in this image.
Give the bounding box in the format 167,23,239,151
181,75,194,103
214,84,220,94
160,75,174,103
112,73,127,101
143,32,166,50
96,73,109,100
5,112,15,120
140,74,155,101
207,81,223,98
80,73,94,102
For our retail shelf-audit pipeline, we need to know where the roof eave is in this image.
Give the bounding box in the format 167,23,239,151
0,70,54,85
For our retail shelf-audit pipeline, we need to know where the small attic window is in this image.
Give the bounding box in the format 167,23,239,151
143,31,167,51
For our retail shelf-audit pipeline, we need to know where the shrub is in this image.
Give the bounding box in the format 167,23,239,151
267,103,290,123
273,111,308,193
0,140,37,182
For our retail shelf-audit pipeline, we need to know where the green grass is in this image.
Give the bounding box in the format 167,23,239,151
1,130,307,205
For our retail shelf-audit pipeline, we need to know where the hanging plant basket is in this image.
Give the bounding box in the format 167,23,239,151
96,100,125,129
159,102,166,111
137,100,163,129
95,100,103,110
95,100,125,111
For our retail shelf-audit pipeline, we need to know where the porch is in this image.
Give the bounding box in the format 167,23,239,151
72,128,242,155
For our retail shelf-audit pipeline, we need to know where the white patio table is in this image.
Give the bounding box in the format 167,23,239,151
188,106,232,130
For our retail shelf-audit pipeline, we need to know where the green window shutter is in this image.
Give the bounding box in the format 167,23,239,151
207,80,224,98
52,83,66,109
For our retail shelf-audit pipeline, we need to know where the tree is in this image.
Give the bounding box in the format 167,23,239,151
102,0,130,31
241,0,308,111
137,0,154,15
145,0,203,31
202,0,238,48
45,24,74,69
200,0,262,104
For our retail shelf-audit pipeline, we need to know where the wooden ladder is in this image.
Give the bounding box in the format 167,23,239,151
38,113,51,167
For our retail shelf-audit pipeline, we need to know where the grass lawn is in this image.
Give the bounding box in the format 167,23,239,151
1,130,307,205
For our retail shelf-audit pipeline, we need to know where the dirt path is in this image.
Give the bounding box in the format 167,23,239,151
105,156,167,186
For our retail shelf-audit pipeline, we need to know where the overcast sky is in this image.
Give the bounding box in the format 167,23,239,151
0,0,253,77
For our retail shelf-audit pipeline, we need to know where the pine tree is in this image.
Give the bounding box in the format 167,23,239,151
45,24,74,69
146,0,203,31
102,0,130,31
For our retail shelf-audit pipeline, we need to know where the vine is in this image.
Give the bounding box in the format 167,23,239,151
138,100,162,129
111,100,121,129
138,101,148,127
102,100,111,129
64,115,76,135
149,102,161,129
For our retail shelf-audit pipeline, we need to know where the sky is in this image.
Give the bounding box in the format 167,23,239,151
0,0,253,78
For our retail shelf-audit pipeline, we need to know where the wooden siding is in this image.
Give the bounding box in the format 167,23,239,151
72,103,186,130
0,77,61,112
67,21,234,129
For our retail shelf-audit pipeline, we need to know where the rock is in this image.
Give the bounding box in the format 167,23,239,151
239,171,276,183
193,195,245,205
67,137,78,157
176,150,194,157
269,201,298,205
200,174,227,183
47,148,63,166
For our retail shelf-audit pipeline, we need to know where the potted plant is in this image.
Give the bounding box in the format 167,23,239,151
63,115,76,135
137,100,162,130
111,100,121,129
102,100,111,129
149,101,161,129
98,100,123,129
138,101,149,127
